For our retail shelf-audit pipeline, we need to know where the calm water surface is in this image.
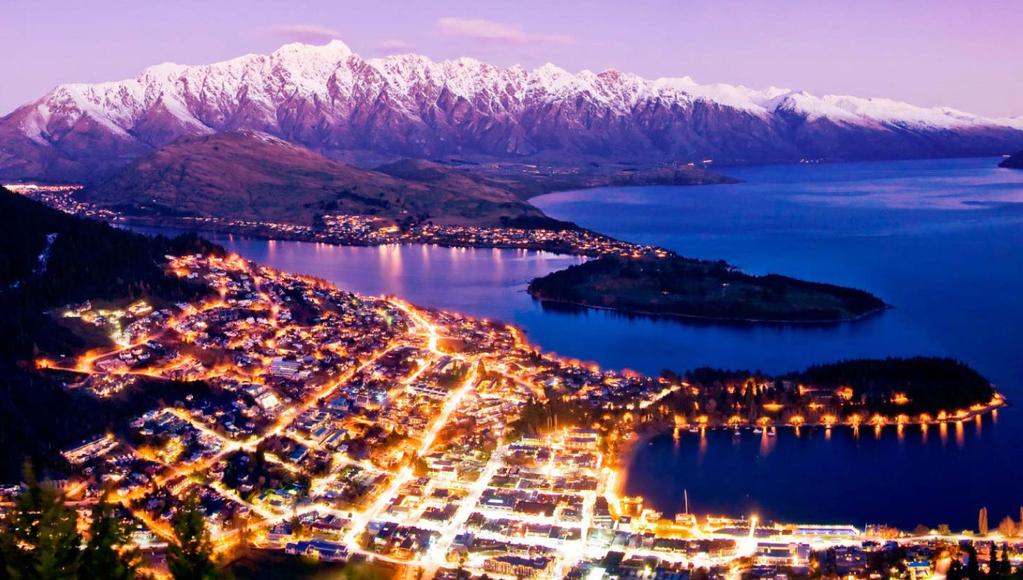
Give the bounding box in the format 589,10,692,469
533,157,1023,529
141,157,1023,529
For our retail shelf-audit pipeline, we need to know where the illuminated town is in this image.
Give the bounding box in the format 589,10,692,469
2,247,1009,579
6,184,670,260
3,3,1023,575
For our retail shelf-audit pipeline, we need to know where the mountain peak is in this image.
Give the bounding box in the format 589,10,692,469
272,38,352,58
2,38,1021,183
140,61,189,80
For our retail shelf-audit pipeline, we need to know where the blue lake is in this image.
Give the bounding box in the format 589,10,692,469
142,156,1023,529
533,157,1023,529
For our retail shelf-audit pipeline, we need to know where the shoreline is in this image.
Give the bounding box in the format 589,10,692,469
121,217,892,326
613,397,1007,459
611,397,1007,502
606,424,672,502
530,294,891,326
14,184,894,329
121,217,593,257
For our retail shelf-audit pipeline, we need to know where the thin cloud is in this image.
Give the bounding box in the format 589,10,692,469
436,17,574,46
262,24,342,44
376,38,414,53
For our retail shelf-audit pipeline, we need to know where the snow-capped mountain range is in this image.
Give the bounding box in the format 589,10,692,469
2,39,1021,182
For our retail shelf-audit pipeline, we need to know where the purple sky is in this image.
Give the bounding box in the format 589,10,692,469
2,0,1021,117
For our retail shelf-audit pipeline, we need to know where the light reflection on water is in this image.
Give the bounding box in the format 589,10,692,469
633,411,997,527
669,416,984,458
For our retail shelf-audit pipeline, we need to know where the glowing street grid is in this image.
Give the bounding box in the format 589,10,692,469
22,253,985,579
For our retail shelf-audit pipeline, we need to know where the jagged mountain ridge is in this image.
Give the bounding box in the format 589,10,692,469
2,39,1022,182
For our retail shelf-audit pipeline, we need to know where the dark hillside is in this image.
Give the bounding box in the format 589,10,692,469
789,357,995,415
0,187,218,360
0,189,219,477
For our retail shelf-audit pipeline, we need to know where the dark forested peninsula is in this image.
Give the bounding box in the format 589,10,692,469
527,255,887,323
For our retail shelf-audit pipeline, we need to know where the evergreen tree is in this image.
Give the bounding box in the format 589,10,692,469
0,462,82,580
992,542,1012,577
965,544,980,580
80,498,139,580
947,557,964,580
228,511,251,562
167,494,220,580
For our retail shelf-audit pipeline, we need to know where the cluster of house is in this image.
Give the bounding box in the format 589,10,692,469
26,252,1023,579
9,183,118,221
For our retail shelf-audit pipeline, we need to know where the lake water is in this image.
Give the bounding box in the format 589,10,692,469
533,157,1023,529
140,157,1023,529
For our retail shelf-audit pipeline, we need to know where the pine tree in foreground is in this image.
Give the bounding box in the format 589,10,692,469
0,462,82,580
81,497,140,580
167,494,221,580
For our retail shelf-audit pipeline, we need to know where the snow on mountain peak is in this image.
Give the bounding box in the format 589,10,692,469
8,37,1021,158
141,61,189,81
272,39,353,59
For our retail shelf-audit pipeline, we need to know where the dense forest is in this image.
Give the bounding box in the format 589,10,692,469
528,255,887,323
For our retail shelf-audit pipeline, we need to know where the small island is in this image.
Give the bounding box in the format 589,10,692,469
527,254,887,323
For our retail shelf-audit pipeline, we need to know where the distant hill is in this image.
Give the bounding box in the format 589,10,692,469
82,131,544,227
1000,150,1023,169
436,159,737,200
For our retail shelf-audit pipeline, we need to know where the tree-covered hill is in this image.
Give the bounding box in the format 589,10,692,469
0,188,220,477
528,254,887,323
0,187,219,360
